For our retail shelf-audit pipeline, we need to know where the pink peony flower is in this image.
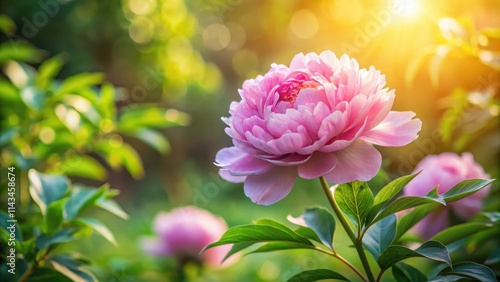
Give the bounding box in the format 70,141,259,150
140,206,232,267
216,51,422,205
403,152,491,240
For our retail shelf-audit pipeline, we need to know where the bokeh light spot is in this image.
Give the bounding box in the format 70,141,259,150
203,24,231,51
68,96,91,113
259,261,280,281
129,0,156,15
289,9,319,39
55,105,80,132
226,23,246,51
129,17,155,44
167,36,193,62
39,127,55,144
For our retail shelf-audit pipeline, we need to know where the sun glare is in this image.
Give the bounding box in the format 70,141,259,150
398,0,421,18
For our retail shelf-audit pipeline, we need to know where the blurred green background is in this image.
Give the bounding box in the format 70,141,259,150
1,0,499,281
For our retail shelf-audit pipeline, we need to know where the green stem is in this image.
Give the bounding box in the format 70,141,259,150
333,252,369,282
376,269,385,282
319,177,376,282
315,247,368,282
18,248,49,282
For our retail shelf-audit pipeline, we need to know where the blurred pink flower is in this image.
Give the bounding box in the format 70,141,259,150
404,152,491,240
140,206,232,267
216,51,421,205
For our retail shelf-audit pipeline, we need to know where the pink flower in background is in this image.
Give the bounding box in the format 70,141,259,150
404,152,491,240
140,206,232,267
216,51,422,205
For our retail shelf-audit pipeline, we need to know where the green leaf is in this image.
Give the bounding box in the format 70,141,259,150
94,139,144,179
28,170,70,214
378,241,452,272
36,54,65,89
425,187,446,205
37,229,76,250
481,212,500,223
0,41,45,64
395,203,440,242
436,262,496,282
363,214,397,260
392,262,427,282
430,222,494,245
98,84,115,120
395,179,494,242
50,255,98,282
438,88,469,142
366,173,419,225
204,224,314,250
334,181,374,227
21,86,44,111
119,142,144,179
0,212,22,241
485,248,500,264
43,198,67,235
442,179,494,202
17,238,36,255
249,241,314,254
75,218,117,246
56,73,103,95
428,275,469,281
222,242,253,262
59,155,107,181
253,219,312,245
96,198,129,220
0,127,19,146
287,269,349,282
0,79,20,108
118,105,190,131
26,267,73,282
0,15,16,34
64,184,108,220
122,128,170,153
0,227,9,244
302,207,335,249
294,226,322,244
371,196,444,226
464,225,500,253
63,94,101,127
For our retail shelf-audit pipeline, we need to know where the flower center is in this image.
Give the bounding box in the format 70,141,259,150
276,72,318,105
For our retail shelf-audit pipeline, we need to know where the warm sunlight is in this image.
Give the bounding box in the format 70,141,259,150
398,0,421,18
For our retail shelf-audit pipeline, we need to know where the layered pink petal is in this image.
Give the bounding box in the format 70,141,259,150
216,51,422,205
320,119,367,152
215,147,243,166
360,111,422,146
244,166,297,205
215,147,273,176
298,152,337,179
219,170,246,183
264,153,311,166
325,140,381,183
